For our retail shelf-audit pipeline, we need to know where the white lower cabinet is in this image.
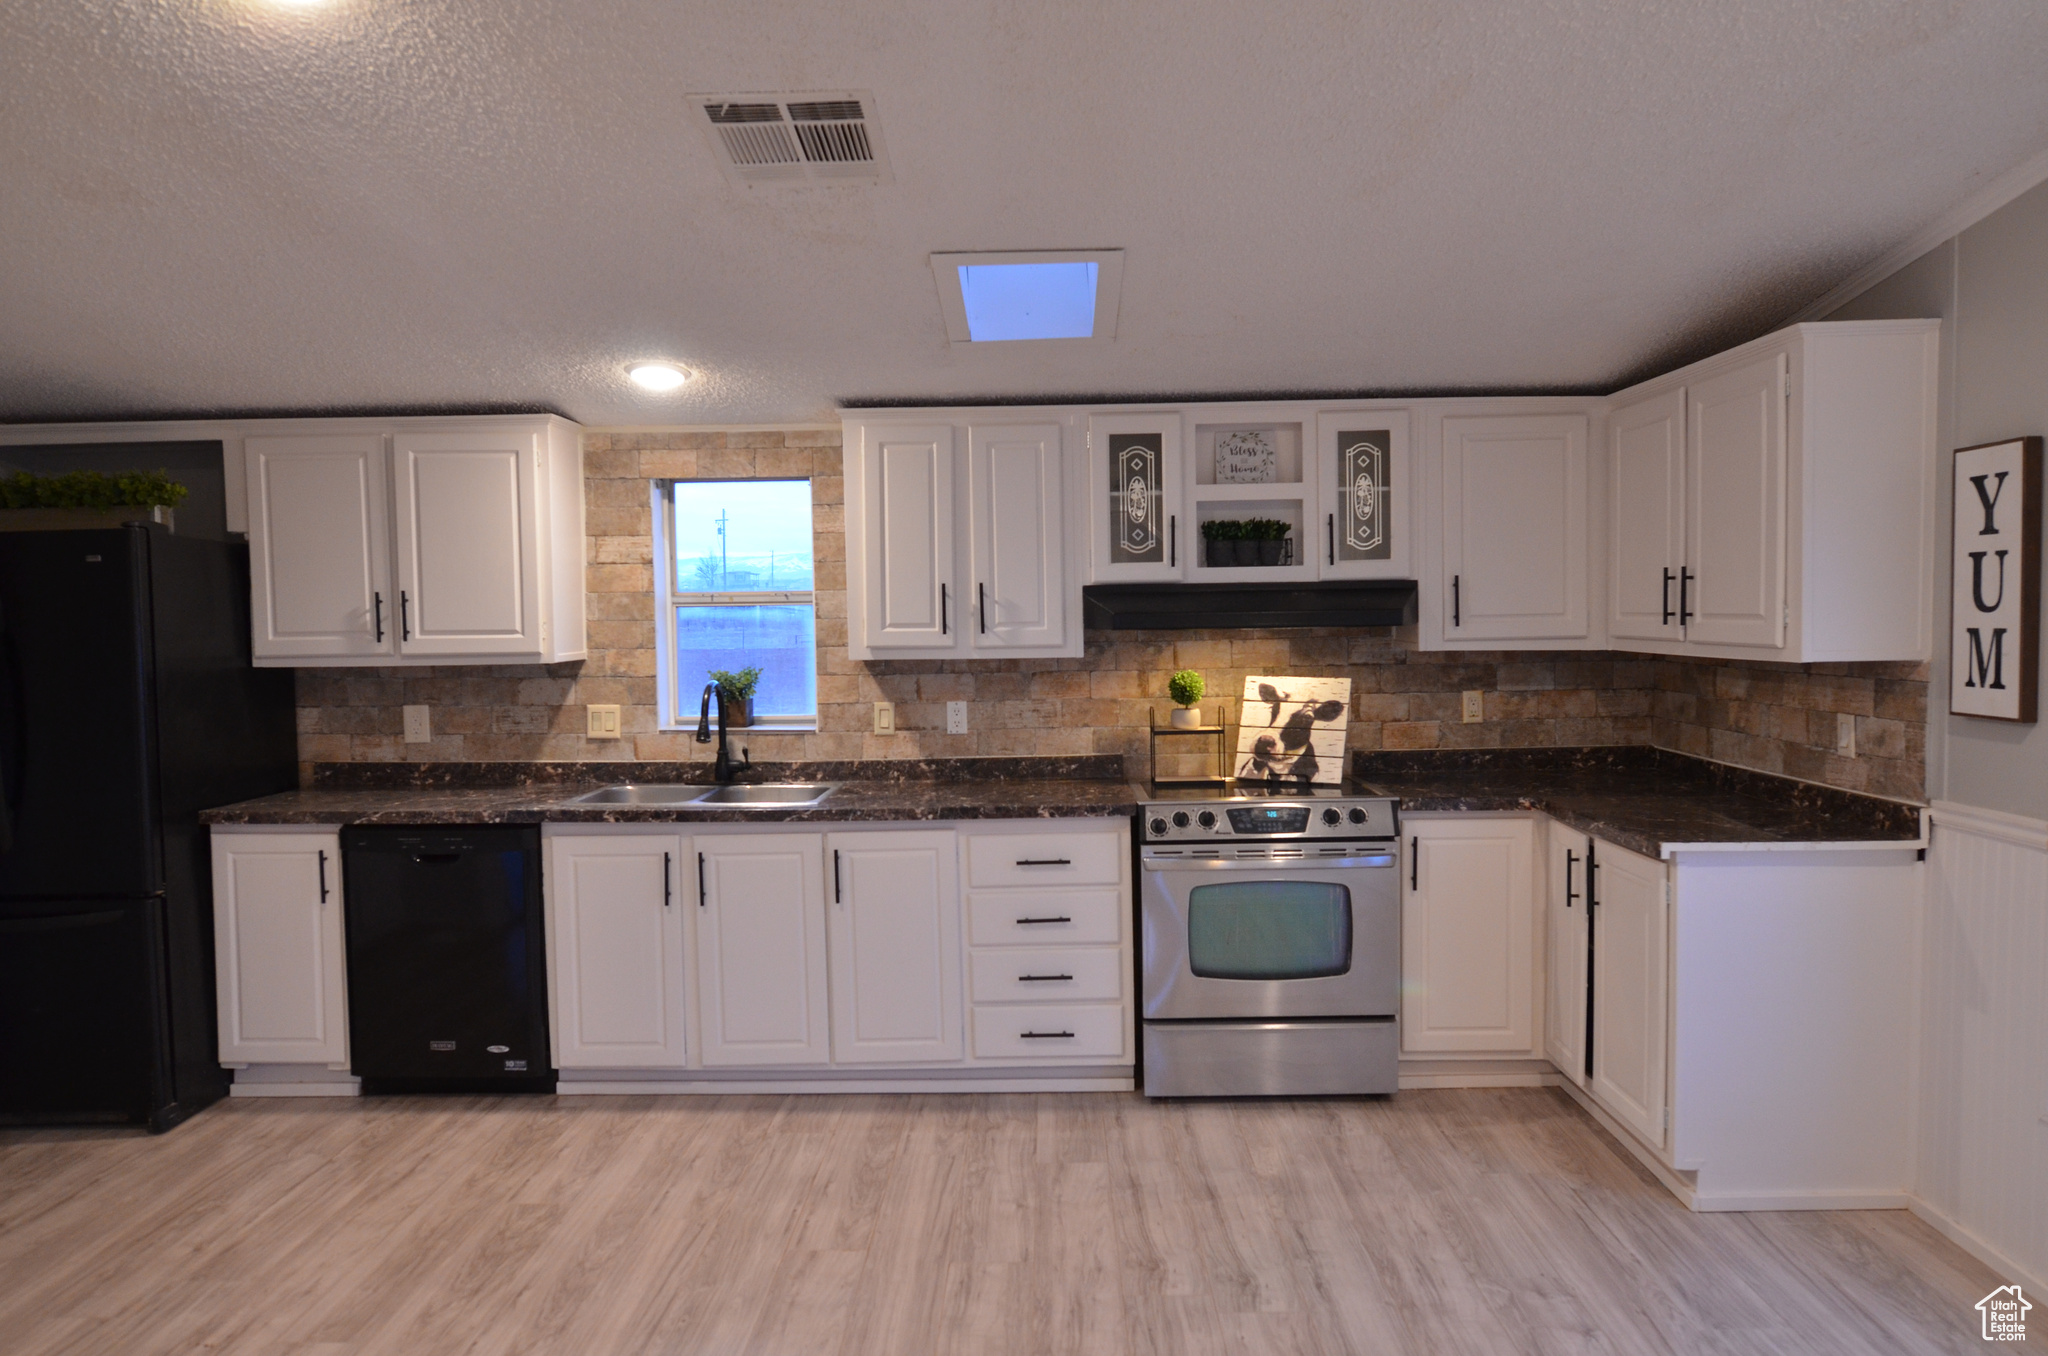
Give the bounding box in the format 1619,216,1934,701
1401,816,1538,1054
1586,837,1668,1149
210,830,349,1067
544,834,687,1069
694,832,831,1066
1544,820,1590,1086
826,830,963,1064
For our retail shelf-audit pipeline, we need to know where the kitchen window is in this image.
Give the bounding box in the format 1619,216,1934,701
654,479,817,730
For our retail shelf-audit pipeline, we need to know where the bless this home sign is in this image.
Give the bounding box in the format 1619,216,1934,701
1950,437,2042,723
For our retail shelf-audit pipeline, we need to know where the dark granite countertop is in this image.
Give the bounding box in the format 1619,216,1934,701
1351,748,1924,859
200,757,1143,827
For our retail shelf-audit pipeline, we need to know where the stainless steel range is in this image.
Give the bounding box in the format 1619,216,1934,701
1140,785,1400,1097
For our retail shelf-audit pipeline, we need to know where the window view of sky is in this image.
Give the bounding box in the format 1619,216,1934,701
672,480,814,592
958,261,1098,341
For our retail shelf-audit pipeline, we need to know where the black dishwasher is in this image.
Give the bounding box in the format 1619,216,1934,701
341,826,553,1093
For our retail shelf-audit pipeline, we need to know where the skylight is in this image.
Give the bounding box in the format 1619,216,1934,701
929,250,1123,346
958,262,1099,341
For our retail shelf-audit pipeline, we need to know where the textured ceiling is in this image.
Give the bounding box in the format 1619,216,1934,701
4,1,2048,426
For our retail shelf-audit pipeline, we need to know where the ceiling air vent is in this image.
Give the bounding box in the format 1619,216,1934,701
691,92,892,187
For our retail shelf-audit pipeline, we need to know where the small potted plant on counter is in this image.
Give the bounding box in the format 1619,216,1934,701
1167,669,1205,728
707,666,763,727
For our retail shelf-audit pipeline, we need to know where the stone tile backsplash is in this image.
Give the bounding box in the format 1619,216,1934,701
292,429,1929,802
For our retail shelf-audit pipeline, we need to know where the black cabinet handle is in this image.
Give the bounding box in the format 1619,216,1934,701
1452,575,1461,627
1587,843,1599,910
1327,514,1336,565
1014,857,1072,867
1018,973,1074,983
832,848,841,903
372,593,385,643
940,583,948,635
697,852,706,907
977,582,987,634
1410,837,1418,890
1015,915,1072,925
1564,849,1578,909
399,590,411,641
1020,1030,1075,1040
1169,515,1176,568
1660,569,1674,625
317,850,329,903
663,851,672,908
1679,569,1694,627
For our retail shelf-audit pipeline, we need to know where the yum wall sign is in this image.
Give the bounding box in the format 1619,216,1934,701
1950,437,2042,723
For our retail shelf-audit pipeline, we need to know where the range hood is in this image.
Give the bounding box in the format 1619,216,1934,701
1082,580,1417,630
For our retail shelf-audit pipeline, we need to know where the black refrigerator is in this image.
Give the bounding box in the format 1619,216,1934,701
0,525,298,1132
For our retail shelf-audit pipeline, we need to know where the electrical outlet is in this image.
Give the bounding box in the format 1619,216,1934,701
946,701,969,734
1461,690,1484,723
586,704,622,740
402,704,431,744
1837,712,1857,757
873,701,896,735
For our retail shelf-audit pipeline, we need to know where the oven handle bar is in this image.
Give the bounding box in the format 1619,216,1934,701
1140,853,1397,872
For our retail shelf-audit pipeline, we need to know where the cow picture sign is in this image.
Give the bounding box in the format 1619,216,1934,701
1949,437,2041,723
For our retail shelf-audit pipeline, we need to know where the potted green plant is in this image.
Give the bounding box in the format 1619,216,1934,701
1249,518,1293,566
1199,517,1241,568
0,469,189,533
707,666,763,727
1167,669,1205,728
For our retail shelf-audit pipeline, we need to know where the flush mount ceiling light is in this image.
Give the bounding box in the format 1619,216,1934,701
930,250,1124,346
627,362,691,391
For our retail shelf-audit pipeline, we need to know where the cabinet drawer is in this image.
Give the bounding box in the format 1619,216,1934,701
965,830,1122,888
968,889,1122,946
970,947,1124,1004
971,1003,1126,1060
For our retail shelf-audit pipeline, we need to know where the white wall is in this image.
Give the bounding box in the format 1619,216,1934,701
1824,176,2048,1290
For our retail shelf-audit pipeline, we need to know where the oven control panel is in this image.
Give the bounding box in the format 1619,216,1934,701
1142,797,1398,842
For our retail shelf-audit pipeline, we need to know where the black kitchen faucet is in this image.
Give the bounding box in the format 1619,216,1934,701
696,682,751,783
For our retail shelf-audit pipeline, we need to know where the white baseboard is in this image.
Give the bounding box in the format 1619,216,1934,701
558,1077,1135,1095
1910,1196,2048,1293
229,1082,362,1098
1691,1189,1912,1213
1398,1071,1564,1089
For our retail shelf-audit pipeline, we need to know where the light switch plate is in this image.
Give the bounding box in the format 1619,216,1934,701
874,701,896,735
402,704,431,744
1837,712,1856,757
946,701,968,734
1461,690,1484,723
587,704,622,739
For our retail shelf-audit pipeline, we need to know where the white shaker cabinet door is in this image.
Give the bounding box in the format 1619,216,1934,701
1608,389,1687,643
391,430,544,658
211,831,348,1066
1402,817,1537,1054
1439,415,1589,642
1544,819,1590,1087
826,831,963,1064
694,833,830,1066
245,435,393,661
968,423,1068,651
1588,837,1669,1149
545,835,686,1070
1685,354,1786,650
850,423,959,654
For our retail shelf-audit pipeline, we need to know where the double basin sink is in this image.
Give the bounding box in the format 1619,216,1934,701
564,782,839,808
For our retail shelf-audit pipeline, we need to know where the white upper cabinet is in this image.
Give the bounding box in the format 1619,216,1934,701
968,422,1067,649
1607,390,1687,644
826,830,963,1064
1604,321,1938,663
694,832,831,1066
1315,409,1410,579
845,416,1080,659
544,834,687,1070
1185,408,1319,583
1438,413,1590,644
1087,412,1184,583
246,435,392,660
242,416,585,667
211,830,349,1067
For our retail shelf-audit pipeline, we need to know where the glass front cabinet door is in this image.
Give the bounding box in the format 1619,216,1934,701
1314,409,1410,579
1087,412,1185,582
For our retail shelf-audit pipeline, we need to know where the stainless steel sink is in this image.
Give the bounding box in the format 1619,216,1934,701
563,782,839,807
692,782,839,806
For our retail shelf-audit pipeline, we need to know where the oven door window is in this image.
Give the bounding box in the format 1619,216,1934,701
1186,881,1352,981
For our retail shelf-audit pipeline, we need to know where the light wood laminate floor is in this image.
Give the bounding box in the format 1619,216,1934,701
0,1088,1999,1355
